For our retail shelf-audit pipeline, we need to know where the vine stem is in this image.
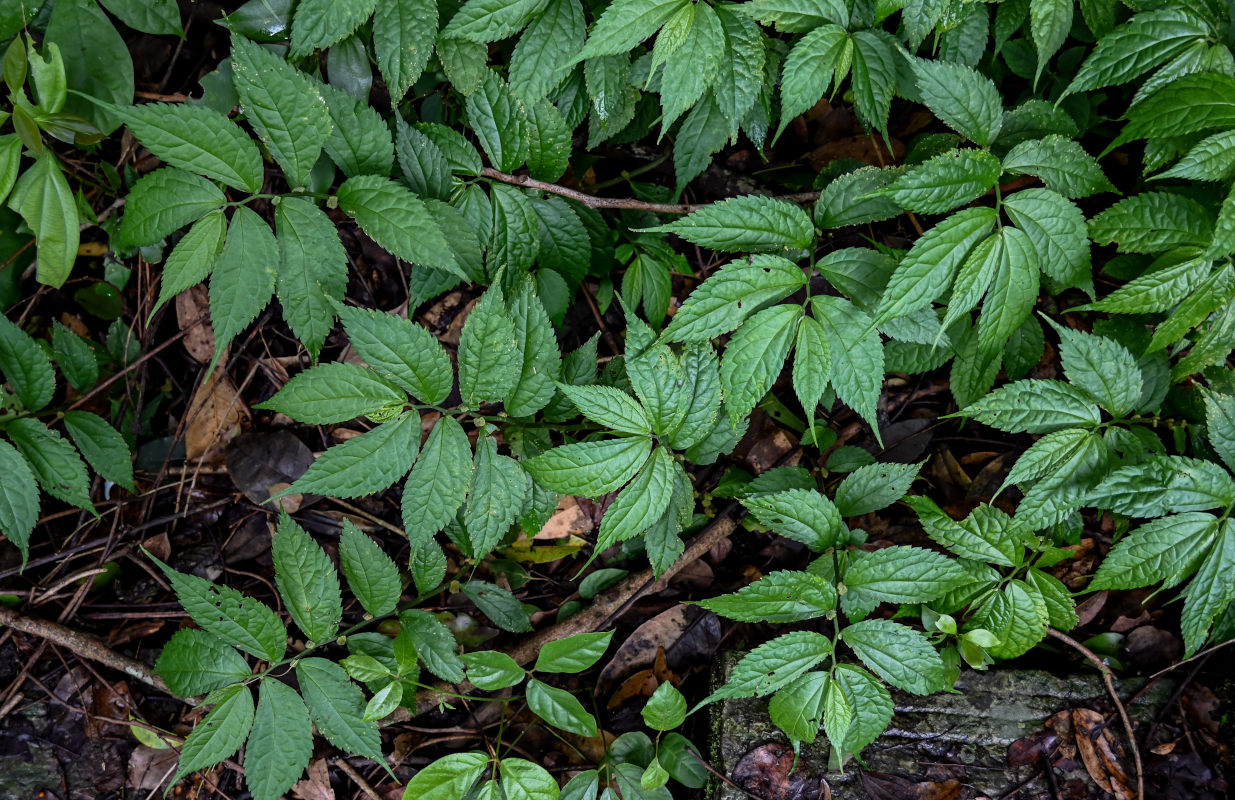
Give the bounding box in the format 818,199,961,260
480,168,819,214
1045,627,1144,800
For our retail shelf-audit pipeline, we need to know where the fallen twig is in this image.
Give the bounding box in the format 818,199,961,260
1046,627,1143,800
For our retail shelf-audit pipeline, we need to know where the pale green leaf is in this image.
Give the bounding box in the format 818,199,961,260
154,210,228,316
695,570,835,622
258,363,407,425
961,379,1102,433
6,150,78,288
0,440,38,560
841,619,945,695
878,148,1002,215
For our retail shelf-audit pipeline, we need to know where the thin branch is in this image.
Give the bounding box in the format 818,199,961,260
481,168,819,215
1046,627,1143,800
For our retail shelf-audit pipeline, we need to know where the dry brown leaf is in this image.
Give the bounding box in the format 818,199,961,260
185,370,248,461
176,285,219,364
292,759,335,800
1072,708,1135,800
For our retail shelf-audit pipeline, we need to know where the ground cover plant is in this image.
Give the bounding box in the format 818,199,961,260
0,0,1233,798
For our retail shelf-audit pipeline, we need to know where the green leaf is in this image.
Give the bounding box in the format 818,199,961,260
1076,250,1210,314
708,631,832,701
154,210,228,315
154,629,252,697
672,95,730,191
230,36,331,189
832,664,894,755
1001,136,1114,199
98,0,181,34
910,58,1003,146
510,0,585,102
535,630,614,673
966,580,1047,659
1002,188,1090,290
116,103,264,193
834,461,919,516
1029,0,1071,83
274,197,347,359
0,314,54,411
1050,322,1142,417
778,25,848,138
339,520,401,618
291,0,377,57
641,682,687,731
400,609,466,682
466,71,531,173
1015,426,1110,530
296,657,386,765
6,150,78,288
557,385,650,434
975,226,1039,360
5,418,92,510
1063,8,1208,96
464,435,528,558
0,440,38,560
906,498,1023,567
363,680,402,722
815,167,904,229
599,445,679,547
789,315,831,421
1090,512,1219,591
338,306,452,405
119,167,226,249
849,30,899,131
489,182,541,276
401,752,489,800
445,0,547,41
462,650,526,690
768,672,827,743
1149,264,1235,352
1156,130,1235,182
664,255,805,342
287,411,420,498
961,379,1102,433
721,304,800,424
575,0,688,60
644,195,813,253
1024,568,1078,631
172,684,254,785
527,678,598,735
1181,519,1235,656
394,117,452,200
150,554,286,662
337,175,463,278
666,344,722,450
526,98,572,183
1206,391,1235,473
46,0,133,134
208,205,279,359
501,758,559,800
878,149,1002,215
695,570,835,622
841,618,945,695
525,436,652,497
258,363,407,425
50,324,97,394
1089,456,1235,517
875,207,998,324
1122,71,1235,142
660,1,725,132
1088,192,1213,254
457,285,520,406
506,275,561,417
461,580,532,632
272,514,342,643
62,411,134,492
811,296,883,434
374,0,437,101
320,83,395,178
402,416,473,546
842,546,965,617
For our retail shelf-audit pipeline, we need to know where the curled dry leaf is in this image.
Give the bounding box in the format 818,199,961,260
1072,708,1135,800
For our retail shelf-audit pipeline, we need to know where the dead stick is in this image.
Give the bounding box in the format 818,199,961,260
0,606,170,694
481,168,819,214
1046,627,1143,800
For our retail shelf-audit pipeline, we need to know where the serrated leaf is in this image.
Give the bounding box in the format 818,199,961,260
524,436,652,497
118,167,226,249
645,195,814,253
911,58,1003,146
1149,264,1235,352
815,167,905,229
321,83,395,178
792,316,830,416
1088,456,1235,517
458,284,520,406
1064,8,1208,96
1089,192,1213,254
695,570,835,622
0,314,54,411
155,629,252,697
598,445,676,547
768,672,828,743
5,418,91,510
489,182,541,275
172,684,254,784
1157,129,1235,182
1002,188,1090,290
272,514,342,643
246,679,313,800
878,149,1002,215
464,435,528,558
666,344,722,450
467,71,531,172
711,5,765,138
1077,250,1211,314
841,619,944,695
461,580,532,632
374,0,437,101
1123,71,1235,143
721,304,800,424
660,1,725,132
842,546,965,618
154,210,228,315
338,520,401,618
672,94,729,190
394,117,452,200
778,25,848,138
849,30,899,131
402,416,473,546
338,306,452,405
558,385,650,434
1025,568,1078,631
296,657,386,765
230,36,331,188
1050,322,1142,417
975,226,1039,360
1001,136,1113,199
708,631,832,701
506,275,561,417
287,412,420,498
401,752,489,800
626,343,689,437
401,608,466,682
1205,391,1235,473
290,0,377,56
1090,512,1219,591
575,0,688,60
743,488,843,551
1181,520,1235,656
444,0,546,42
150,554,286,663
968,580,1048,659
832,664,894,755
116,103,263,193
663,255,805,342
906,497,1023,567
62,411,134,492
0,440,38,560
1015,425,1110,530
961,379,1102,433
258,363,407,425
510,0,585,101
811,296,883,434
337,175,463,278
274,197,348,359
1029,0,1071,84
209,205,279,359
834,461,919,516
